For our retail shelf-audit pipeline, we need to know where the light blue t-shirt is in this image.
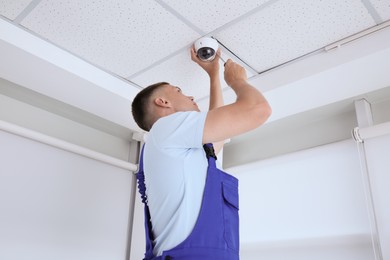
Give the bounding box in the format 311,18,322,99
143,111,208,256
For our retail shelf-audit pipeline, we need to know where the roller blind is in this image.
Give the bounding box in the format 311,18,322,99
0,129,132,260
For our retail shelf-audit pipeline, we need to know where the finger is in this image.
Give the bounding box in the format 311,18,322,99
191,46,205,64
214,48,223,64
190,47,198,61
216,48,221,56
224,58,232,67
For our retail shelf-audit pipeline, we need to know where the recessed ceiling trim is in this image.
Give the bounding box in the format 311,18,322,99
360,0,383,24
13,0,42,24
258,47,324,76
325,20,390,51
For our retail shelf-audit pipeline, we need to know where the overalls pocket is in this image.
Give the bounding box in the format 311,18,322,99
221,177,239,251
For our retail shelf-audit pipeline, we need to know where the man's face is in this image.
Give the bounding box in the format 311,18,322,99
164,85,200,112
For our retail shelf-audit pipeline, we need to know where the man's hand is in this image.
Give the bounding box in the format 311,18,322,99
191,46,220,77
224,59,248,88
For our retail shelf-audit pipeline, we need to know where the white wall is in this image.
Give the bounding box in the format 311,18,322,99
0,129,133,260
227,139,375,260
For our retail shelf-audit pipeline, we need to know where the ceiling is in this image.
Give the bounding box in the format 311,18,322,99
1,0,390,137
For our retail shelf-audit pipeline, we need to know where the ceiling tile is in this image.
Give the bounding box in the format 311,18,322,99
215,0,376,73
369,0,390,21
161,0,272,33
131,48,253,103
20,0,200,78
0,0,33,20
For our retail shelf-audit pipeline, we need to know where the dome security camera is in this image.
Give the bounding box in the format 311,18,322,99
194,37,219,62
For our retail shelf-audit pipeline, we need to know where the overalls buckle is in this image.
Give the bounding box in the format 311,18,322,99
203,144,217,160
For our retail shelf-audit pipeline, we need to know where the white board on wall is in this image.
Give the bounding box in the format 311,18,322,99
0,129,132,260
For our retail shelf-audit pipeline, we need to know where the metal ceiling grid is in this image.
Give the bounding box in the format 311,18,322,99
0,0,389,102
159,0,272,33
0,0,33,20
19,0,200,78
368,0,390,20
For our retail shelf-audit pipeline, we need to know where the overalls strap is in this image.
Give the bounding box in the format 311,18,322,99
136,145,155,260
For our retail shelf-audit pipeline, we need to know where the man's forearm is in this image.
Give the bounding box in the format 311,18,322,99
208,73,223,110
208,73,225,154
232,79,269,109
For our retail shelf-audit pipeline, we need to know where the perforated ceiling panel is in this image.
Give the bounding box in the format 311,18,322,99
20,0,200,78
160,0,272,33
370,0,390,20
215,0,376,73
0,0,33,20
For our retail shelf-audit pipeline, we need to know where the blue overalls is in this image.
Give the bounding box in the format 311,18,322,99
136,144,240,260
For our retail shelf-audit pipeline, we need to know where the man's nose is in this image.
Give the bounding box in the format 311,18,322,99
188,96,194,101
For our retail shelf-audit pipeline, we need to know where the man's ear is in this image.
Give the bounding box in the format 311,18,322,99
154,97,171,108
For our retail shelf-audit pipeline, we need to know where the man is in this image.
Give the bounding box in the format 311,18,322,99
132,47,271,260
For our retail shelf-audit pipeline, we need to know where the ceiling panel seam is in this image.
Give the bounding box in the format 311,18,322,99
207,0,282,36
215,38,259,74
125,44,191,80
13,0,43,24
154,0,206,35
361,0,383,24
0,14,11,23
255,48,325,77
125,0,211,81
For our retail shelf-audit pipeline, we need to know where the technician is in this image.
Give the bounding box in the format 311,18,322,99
131,46,271,259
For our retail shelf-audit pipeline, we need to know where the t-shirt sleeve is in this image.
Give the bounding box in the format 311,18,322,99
149,111,207,149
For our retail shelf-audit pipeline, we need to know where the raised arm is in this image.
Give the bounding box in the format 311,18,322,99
191,47,225,153
202,59,271,144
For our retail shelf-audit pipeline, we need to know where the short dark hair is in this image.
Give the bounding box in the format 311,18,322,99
131,82,169,131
